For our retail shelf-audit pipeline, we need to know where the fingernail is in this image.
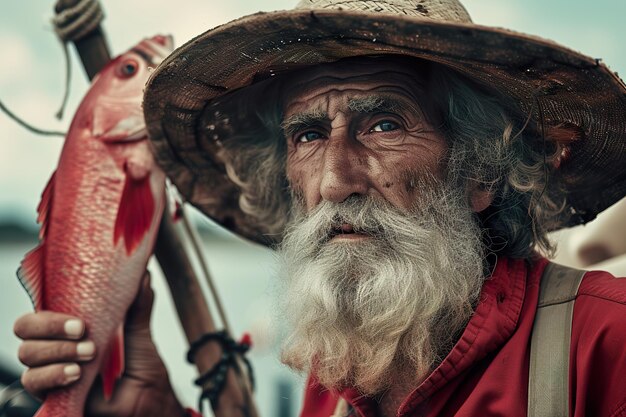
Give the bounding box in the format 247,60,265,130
64,320,84,338
63,364,80,383
76,341,95,359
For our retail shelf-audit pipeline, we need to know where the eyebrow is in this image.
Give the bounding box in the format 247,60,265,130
347,96,403,113
281,109,327,138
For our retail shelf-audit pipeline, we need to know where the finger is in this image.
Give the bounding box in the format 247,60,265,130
14,312,85,340
18,340,96,367
21,363,81,398
126,271,154,330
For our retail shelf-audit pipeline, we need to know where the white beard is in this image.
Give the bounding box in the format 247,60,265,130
277,185,486,395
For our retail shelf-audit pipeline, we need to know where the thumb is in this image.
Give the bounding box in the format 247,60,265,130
125,271,155,331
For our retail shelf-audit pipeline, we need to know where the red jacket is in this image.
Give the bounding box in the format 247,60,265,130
299,257,626,417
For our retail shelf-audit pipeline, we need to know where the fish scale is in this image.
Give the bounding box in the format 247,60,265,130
17,35,174,417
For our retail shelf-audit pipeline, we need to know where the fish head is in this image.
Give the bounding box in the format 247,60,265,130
88,35,174,142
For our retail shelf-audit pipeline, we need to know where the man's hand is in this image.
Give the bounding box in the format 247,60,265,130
13,272,187,417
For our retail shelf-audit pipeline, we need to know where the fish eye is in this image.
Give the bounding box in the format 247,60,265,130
118,59,139,78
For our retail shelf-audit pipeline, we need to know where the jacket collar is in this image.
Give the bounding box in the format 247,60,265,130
340,257,533,415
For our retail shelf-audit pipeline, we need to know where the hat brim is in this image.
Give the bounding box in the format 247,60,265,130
143,9,626,246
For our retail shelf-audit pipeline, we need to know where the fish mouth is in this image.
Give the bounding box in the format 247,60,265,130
121,125,147,141
93,113,148,142
94,126,148,143
103,127,147,143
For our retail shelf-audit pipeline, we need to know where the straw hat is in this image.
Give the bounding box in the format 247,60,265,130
143,0,626,246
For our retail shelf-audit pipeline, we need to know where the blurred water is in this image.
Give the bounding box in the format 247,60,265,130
0,235,304,417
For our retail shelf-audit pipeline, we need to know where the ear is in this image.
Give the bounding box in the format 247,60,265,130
468,181,494,213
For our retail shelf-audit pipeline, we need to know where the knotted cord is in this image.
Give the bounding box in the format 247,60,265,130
0,0,104,137
52,0,104,119
187,331,255,413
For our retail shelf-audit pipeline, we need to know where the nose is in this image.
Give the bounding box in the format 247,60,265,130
319,134,370,203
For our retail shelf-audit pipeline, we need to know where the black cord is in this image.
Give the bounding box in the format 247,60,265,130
186,331,255,413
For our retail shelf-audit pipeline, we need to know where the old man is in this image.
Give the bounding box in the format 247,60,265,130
13,0,626,416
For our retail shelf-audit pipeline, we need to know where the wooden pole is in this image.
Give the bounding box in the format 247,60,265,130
155,204,259,417
54,0,111,79
52,1,259,416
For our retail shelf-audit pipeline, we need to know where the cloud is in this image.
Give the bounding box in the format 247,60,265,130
463,0,529,27
0,34,36,89
0,90,65,220
100,0,296,52
462,0,624,73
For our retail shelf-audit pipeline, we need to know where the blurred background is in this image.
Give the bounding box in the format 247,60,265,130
1,1,625,416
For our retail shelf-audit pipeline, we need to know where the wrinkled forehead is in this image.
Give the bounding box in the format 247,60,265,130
281,57,428,127
285,56,428,85
281,56,432,115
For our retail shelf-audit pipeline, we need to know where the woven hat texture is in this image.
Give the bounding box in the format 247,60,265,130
143,0,626,245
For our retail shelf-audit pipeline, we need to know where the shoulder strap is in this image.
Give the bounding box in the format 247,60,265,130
527,262,586,417
331,398,349,417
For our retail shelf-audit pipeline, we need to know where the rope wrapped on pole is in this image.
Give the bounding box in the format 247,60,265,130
53,0,104,42
52,0,108,118
54,0,110,81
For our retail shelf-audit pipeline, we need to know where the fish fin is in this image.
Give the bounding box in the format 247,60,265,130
17,244,45,311
36,171,56,240
101,325,125,401
16,172,55,310
114,175,155,255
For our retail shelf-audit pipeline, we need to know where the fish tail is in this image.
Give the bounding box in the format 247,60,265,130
32,402,56,417
34,391,86,417
34,403,82,417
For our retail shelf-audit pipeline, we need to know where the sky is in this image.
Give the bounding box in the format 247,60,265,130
0,0,624,228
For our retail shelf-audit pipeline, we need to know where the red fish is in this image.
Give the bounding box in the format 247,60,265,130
17,35,174,417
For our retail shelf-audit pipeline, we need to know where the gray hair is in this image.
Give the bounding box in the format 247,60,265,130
426,66,569,257
214,58,569,257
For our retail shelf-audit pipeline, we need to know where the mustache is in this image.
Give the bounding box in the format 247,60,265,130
288,195,410,246
325,201,387,239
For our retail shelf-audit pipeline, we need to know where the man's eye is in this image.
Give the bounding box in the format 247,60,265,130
296,131,324,143
370,121,399,133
